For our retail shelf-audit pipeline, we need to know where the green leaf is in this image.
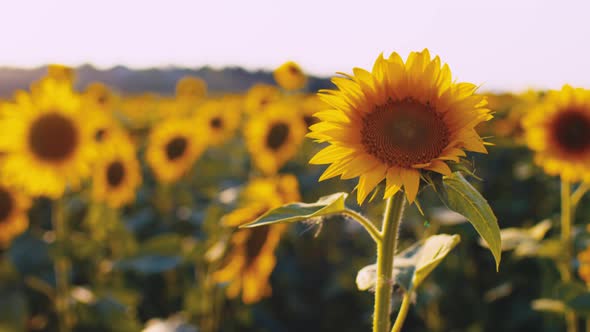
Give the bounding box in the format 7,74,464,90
478,219,551,254
356,234,461,292
241,192,348,228
412,234,461,289
532,299,566,314
434,172,501,270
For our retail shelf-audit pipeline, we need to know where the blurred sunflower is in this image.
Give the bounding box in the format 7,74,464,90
146,117,206,183
214,174,300,304
309,49,492,204
522,85,590,182
244,84,281,115
299,95,326,129
175,76,207,100
245,102,306,175
46,64,75,85
273,61,307,91
119,94,161,129
0,184,30,248
86,106,124,146
578,246,590,285
0,79,95,198
83,82,117,110
492,90,541,142
194,99,240,147
92,133,141,208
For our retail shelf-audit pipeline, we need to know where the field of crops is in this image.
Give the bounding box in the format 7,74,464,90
1,51,590,332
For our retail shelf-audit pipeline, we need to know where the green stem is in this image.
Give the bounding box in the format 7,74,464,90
340,210,382,243
572,182,589,212
391,292,411,332
373,191,406,332
561,179,577,332
53,199,72,332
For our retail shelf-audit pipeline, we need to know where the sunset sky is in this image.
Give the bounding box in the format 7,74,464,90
1,0,588,91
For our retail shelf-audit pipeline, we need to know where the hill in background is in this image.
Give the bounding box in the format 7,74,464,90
0,65,333,98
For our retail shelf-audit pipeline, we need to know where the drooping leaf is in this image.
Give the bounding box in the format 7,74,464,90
356,234,461,292
434,172,501,270
241,192,348,228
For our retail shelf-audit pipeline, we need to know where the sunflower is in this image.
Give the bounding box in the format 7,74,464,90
175,76,207,100
0,184,30,248
91,133,141,208
244,102,307,175
244,84,281,115
46,64,75,85
299,95,326,129
146,117,206,183
86,106,124,147
193,99,241,147
578,246,590,285
308,49,492,204
0,79,95,198
119,94,161,129
522,85,590,182
83,82,117,111
273,61,307,91
213,174,300,304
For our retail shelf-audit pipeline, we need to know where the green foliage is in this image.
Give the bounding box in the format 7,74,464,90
356,234,461,292
242,193,348,228
434,172,502,270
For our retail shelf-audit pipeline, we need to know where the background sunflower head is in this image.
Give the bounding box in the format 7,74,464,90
0,79,96,198
245,102,306,175
194,99,241,147
91,133,142,208
146,117,207,183
0,183,30,248
273,61,307,91
522,85,590,182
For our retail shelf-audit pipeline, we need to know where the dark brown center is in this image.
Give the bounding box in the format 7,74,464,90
0,188,14,222
95,128,107,142
288,65,300,75
551,110,590,154
245,226,270,265
210,117,223,130
266,122,290,151
97,94,108,105
28,112,78,162
361,98,449,168
106,161,125,187
165,136,188,161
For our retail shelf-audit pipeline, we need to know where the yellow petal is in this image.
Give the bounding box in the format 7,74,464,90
399,168,420,203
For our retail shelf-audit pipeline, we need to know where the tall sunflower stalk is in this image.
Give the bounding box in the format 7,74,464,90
242,50,501,332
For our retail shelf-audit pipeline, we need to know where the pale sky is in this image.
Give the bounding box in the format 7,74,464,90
0,0,588,91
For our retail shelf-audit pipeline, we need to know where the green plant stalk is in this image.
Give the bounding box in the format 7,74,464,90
340,209,382,243
391,292,411,332
53,199,72,332
373,191,406,332
561,179,577,332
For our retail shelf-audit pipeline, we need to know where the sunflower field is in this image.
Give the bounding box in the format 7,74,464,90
1,50,590,332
